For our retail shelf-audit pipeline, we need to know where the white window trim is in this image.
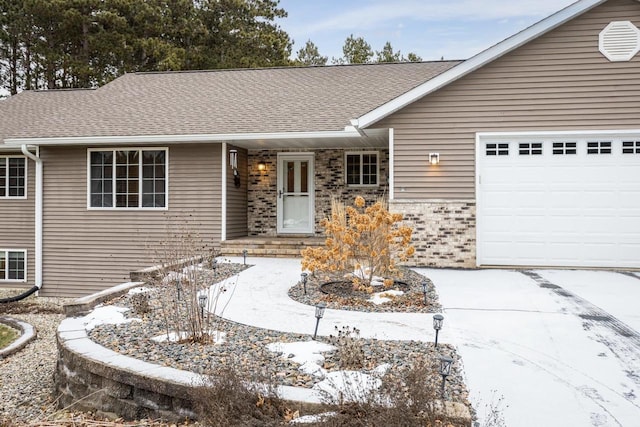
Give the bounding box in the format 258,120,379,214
87,147,169,211
345,151,380,187
0,249,27,282
0,155,28,200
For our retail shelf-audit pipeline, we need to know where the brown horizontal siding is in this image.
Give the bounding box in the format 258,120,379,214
0,155,35,289
225,145,248,239
41,144,221,298
380,0,640,200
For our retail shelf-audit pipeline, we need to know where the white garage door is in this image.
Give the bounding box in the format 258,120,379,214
477,133,640,268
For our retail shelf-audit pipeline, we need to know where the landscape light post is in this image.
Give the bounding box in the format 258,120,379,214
198,293,208,319
211,258,218,276
422,281,428,305
439,355,454,399
433,314,444,348
301,272,308,295
176,280,182,300
313,303,326,340
242,249,248,265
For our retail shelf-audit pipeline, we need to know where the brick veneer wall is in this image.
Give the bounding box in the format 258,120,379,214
247,149,389,236
390,200,476,267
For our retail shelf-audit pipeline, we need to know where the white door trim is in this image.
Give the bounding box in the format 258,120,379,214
276,152,315,234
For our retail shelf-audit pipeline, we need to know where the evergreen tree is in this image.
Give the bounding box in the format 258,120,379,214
334,34,373,64
295,39,327,66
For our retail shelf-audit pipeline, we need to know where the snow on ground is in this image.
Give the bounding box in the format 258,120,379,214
205,257,640,426
82,305,141,331
420,268,640,427
369,289,404,305
267,339,391,401
127,286,152,295
537,270,640,331
151,330,226,344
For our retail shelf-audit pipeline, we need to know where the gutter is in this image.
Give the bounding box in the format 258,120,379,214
20,145,42,290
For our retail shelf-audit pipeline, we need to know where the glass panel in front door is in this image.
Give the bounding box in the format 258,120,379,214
282,160,310,230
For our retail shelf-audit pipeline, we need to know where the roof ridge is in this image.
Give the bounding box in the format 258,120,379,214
131,60,464,76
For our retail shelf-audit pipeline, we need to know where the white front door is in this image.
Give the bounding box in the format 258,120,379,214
277,153,314,234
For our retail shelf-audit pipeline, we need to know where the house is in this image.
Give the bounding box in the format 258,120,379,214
1,0,638,297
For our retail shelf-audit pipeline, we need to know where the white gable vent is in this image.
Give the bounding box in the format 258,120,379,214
599,21,640,62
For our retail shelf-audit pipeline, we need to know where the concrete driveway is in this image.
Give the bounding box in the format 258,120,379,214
415,268,640,427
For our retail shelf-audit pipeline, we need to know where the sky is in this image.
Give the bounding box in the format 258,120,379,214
277,0,579,62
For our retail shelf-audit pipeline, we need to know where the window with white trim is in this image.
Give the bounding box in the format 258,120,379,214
346,152,378,186
0,250,26,281
0,156,26,198
89,148,167,208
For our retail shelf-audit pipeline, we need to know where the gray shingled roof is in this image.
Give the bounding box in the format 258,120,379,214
0,61,460,140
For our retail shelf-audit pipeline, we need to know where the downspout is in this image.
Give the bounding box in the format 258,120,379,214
21,145,42,290
221,143,227,242
2,145,43,302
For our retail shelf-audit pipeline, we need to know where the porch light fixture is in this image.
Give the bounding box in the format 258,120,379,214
421,281,428,305
242,249,248,265
301,272,308,295
229,149,238,169
429,152,440,165
433,314,444,348
439,355,454,398
313,302,326,340
198,293,208,318
257,161,266,171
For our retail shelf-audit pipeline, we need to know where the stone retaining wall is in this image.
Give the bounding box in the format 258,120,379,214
55,317,201,422
390,200,476,267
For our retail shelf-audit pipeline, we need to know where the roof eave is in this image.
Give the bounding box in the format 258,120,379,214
353,0,607,129
3,128,364,147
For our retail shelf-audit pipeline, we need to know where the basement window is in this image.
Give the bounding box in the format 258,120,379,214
0,250,26,281
552,142,577,155
622,141,640,154
587,141,612,155
519,143,542,155
486,143,509,156
0,156,26,198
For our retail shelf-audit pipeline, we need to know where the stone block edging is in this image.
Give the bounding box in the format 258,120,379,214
56,281,322,422
0,316,37,359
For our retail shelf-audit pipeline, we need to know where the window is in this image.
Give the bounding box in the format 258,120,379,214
89,148,167,208
623,141,640,154
553,142,577,155
519,143,542,155
0,250,26,281
346,152,379,186
0,156,26,198
587,141,612,154
486,143,509,156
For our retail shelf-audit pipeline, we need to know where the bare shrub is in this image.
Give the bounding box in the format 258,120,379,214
192,366,292,427
327,325,365,370
310,357,472,427
145,220,221,344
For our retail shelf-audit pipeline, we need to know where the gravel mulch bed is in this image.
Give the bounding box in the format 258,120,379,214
0,289,71,425
289,268,442,313
88,263,469,407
